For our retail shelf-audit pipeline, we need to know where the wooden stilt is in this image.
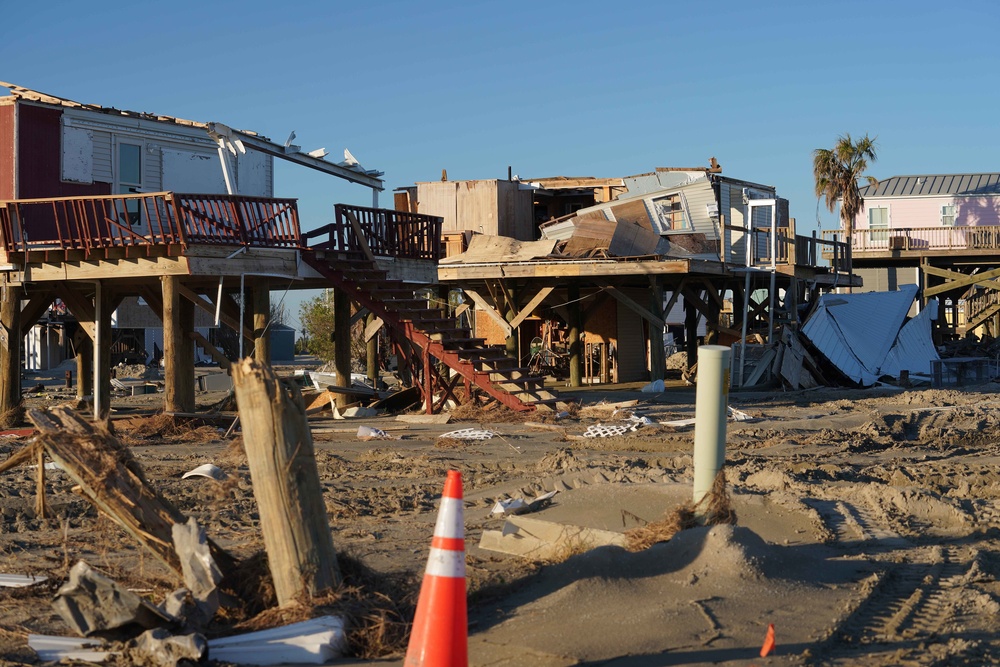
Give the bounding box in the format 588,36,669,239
648,278,665,382
366,312,378,386
333,289,351,409
568,284,582,388
252,281,271,366
0,282,21,426
94,282,113,420
162,276,195,414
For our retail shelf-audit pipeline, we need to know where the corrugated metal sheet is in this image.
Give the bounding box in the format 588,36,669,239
881,300,940,377
861,174,1000,198
801,285,921,386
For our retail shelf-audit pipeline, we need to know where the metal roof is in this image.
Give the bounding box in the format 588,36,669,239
861,174,1000,198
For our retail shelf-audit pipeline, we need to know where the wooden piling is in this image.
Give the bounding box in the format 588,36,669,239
231,358,341,605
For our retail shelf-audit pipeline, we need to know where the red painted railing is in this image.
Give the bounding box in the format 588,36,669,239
302,204,443,261
0,192,302,254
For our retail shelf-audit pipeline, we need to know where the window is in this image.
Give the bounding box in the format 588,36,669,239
118,143,142,226
941,204,955,227
651,195,689,231
869,206,889,242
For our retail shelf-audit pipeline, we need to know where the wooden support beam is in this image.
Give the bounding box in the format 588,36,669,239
231,359,341,605
94,282,113,420
350,306,370,327
922,265,1000,298
0,282,21,425
334,288,351,409
57,285,97,342
162,276,195,414
190,332,232,371
683,286,740,337
568,284,581,388
176,284,254,340
605,286,665,329
508,286,555,330
464,288,512,337
19,290,56,337
252,282,271,365
364,315,384,342
649,278,666,382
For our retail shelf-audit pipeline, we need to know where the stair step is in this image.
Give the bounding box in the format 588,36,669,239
426,328,472,341
440,337,487,349
485,367,535,380
384,298,432,309
398,310,448,322
471,357,518,370
493,375,545,386
454,348,507,360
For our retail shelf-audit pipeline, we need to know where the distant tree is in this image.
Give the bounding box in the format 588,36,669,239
813,134,878,292
299,291,368,366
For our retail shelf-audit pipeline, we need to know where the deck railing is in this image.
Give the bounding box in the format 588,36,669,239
723,224,850,273
0,192,302,254
822,225,1000,253
302,204,443,261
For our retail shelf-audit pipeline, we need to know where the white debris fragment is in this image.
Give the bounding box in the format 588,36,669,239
728,406,753,422
28,635,110,663
207,616,347,665
181,464,227,481
490,490,558,516
0,573,47,588
582,423,638,438
356,426,399,441
641,379,665,393
438,428,498,441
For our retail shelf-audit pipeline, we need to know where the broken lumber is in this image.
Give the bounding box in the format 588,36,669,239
25,406,234,579
231,358,341,605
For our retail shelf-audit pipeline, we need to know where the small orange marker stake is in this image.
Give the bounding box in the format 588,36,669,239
759,623,776,657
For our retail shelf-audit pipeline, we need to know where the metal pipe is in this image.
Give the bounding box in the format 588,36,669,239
693,344,731,510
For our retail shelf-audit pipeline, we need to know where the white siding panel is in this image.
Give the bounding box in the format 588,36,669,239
237,149,271,196
162,149,228,193
145,143,162,191
61,126,94,184
91,130,113,184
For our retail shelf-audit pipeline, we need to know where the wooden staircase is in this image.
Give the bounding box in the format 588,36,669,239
303,253,563,412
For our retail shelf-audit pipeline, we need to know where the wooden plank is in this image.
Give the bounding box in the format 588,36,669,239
923,265,1000,297
343,210,376,262
364,315,384,342
177,284,254,340
508,286,555,330
189,331,232,371
19,290,56,336
464,288,512,337
56,286,96,342
26,405,235,580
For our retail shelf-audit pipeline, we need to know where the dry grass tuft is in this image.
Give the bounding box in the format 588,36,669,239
434,437,466,449
115,413,221,446
448,401,534,424
0,402,25,429
624,470,736,551
218,551,417,659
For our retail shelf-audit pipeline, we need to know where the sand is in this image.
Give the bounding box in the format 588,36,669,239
3,365,1000,666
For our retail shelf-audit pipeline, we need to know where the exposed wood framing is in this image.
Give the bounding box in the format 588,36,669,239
464,288,512,337
509,287,555,330
922,264,1000,298
19,290,56,336
606,286,665,329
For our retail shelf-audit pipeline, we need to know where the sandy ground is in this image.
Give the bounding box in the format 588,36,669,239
3,360,1000,666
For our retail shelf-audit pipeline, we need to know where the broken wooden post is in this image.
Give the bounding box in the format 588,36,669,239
366,312,379,386
231,358,341,605
0,281,22,425
94,281,113,420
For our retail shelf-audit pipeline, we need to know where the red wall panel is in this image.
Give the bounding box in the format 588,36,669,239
17,103,110,199
0,104,14,200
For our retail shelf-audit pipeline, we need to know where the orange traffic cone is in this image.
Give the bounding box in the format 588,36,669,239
760,623,776,657
405,470,467,667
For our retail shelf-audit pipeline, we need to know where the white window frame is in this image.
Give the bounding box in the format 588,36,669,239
868,206,889,243
941,203,956,227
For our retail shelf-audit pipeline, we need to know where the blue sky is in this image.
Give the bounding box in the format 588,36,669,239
4,0,999,332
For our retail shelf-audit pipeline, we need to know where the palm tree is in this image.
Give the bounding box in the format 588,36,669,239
813,133,878,291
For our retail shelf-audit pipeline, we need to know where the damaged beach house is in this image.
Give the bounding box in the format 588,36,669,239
397,162,879,390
